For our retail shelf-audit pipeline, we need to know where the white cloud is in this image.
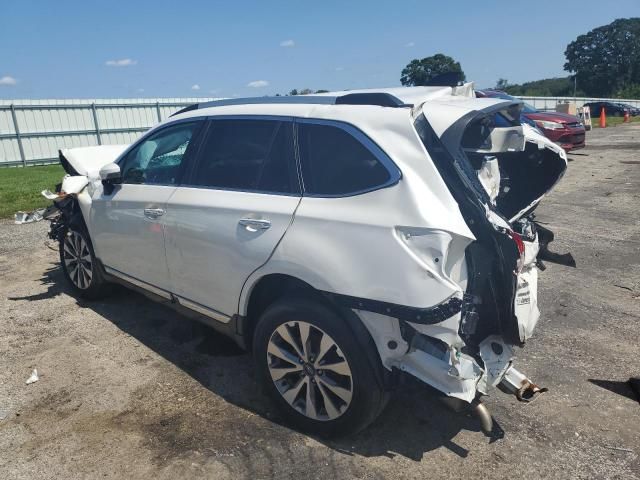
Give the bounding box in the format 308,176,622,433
405,42,415,47
247,80,269,88
0,75,17,85
191,84,201,91
335,67,344,72
105,58,138,67
137,88,145,93
280,39,295,47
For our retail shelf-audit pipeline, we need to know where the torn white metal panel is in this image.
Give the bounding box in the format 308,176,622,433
479,336,514,390
408,311,465,350
41,189,61,200
515,238,541,342
357,311,409,368
359,310,483,402
61,175,89,194
60,144,128,176
476,156,501,205
400,348,482,403
474,125,525,154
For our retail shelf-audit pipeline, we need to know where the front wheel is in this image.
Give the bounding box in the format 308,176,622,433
59,226,110,299
253,297,388,437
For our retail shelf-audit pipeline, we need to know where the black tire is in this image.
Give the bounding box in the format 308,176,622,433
253,296,388,437
59,224,110,300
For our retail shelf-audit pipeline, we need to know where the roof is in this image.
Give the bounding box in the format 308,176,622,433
170,85,478,120
166,84,514,140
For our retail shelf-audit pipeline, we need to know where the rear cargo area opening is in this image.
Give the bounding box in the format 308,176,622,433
467,142,566,221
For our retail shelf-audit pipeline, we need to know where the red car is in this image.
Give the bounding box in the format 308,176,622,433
476,90,585,152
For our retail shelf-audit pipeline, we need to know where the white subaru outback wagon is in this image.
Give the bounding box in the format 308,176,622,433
47,84,573,437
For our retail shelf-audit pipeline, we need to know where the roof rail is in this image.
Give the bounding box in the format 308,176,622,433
170,92,410,117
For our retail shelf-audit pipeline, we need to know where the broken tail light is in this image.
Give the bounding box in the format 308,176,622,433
507,230,526,273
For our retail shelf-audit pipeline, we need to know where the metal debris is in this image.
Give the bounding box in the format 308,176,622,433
603,446,634,453
41,189,63,200
14,204,59,225
14,209,45,224
25,369,39,385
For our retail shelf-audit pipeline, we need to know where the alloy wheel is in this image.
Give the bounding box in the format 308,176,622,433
267,321,353,421
62,231,93,290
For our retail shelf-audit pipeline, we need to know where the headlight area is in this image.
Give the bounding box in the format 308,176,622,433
535,120,565,130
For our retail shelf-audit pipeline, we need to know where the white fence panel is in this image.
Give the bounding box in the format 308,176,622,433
0,97,215,166
1,94,638,167
517,96,640,110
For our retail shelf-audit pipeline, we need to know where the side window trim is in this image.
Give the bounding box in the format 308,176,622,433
294,118,402,198
116,117,206,187
181,115,302,196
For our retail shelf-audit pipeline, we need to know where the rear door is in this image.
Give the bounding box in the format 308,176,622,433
164,116,301,320
90,120,203,292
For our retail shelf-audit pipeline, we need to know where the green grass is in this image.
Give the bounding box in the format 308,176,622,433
590,115,640,128
0,164,65,219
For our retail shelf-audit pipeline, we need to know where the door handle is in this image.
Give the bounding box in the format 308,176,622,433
144,208,165,219
238,218,271,231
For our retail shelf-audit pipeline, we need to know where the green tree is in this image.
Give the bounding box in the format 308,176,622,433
400,54,465,86
495,78,509,90
564,18,640,97
503,77,579,97
616,83,640,99
289,88,329,95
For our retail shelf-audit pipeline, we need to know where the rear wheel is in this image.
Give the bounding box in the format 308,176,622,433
253,297,388,437
59,226,110,299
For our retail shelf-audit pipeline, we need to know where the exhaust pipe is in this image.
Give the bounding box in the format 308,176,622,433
471,400,493,435
500,366,548,402
439,397,498,437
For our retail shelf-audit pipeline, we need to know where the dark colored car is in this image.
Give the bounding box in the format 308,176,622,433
583,101,629,117
615,102,640,116
477,90,585,152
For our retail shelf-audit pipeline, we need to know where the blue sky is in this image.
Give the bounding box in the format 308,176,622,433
1,0,638,99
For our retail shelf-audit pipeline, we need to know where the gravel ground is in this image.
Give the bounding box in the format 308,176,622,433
1,126,639,479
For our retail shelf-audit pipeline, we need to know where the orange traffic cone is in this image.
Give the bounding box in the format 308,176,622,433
624,110,630,123
599,107,607,128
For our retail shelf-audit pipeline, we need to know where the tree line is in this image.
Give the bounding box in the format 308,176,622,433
400,18,640,99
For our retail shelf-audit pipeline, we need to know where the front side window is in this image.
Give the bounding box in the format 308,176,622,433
297,122,393,196
120,122,200,185
189,119,299,194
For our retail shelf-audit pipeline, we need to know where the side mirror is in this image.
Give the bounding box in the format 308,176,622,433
99,162,121,182
99,163,122,195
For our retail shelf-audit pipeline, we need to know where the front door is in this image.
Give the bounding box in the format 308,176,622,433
90,120,203,292
164,117,301,318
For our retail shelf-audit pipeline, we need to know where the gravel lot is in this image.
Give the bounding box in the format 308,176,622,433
1,125,639,479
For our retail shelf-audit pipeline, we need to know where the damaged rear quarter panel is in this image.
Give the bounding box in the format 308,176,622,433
239,112,481,401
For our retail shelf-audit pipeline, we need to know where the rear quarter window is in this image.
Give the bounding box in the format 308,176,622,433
297,122,398,196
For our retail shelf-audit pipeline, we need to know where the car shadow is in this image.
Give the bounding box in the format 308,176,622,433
13,263,494,461
588,379,639,402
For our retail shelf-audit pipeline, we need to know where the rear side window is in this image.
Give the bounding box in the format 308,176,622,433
298,122,393,196
188,119,299,194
